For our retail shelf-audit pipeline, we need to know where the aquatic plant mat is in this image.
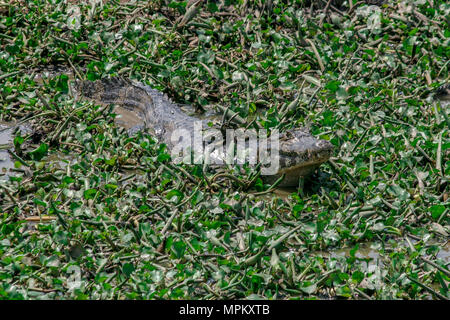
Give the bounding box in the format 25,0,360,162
0,0,448,299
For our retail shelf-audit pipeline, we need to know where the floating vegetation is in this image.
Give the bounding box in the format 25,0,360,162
0,0,448,300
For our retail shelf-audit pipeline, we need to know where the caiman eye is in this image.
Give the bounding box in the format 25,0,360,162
280,130,294,141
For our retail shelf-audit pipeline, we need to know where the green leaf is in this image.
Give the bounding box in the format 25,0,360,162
430,205,445,220
122,263,135,277
13,135,24,150
387,185,409,201
33,198,47,207
83,188,97,200
352,271,365,283
28,143,48,161
171,241,186,259
300,282,317,294
166,189,184,203
325,80,340,93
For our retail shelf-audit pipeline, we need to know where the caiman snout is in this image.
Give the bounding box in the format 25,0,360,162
315,139,333,150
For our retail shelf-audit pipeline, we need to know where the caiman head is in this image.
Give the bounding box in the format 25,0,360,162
264,128,334,187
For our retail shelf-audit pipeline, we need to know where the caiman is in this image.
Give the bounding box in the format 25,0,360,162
76,78,334,187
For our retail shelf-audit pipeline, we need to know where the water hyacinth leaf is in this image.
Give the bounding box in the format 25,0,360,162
352,271,365,283
335,285,352,298
336,86,349,100
387,185,410,202
299,282,317,295
28,143,48,161
122,263,135,277
166,189,184,204
13,135,24,150
105,184,118,190
33,198,47,207
171,241,186,259
104,157,117,166
83,188,97,200
429,205,446,220
325,80,340,93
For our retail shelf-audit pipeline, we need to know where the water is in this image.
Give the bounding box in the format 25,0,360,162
0,122,17,178
317,240,449,264
0,121,72,179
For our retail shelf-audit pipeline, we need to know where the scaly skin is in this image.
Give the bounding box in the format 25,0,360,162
76,78,334,187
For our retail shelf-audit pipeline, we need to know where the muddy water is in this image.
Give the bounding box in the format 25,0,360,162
0,121,73,178
437,242,450,262
315,240,449,264
0,122,17,178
